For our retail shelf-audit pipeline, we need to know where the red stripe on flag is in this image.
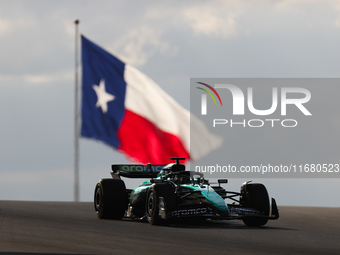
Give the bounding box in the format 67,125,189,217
117,110,190,164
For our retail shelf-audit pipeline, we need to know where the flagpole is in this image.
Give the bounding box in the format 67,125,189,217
74,19,80,202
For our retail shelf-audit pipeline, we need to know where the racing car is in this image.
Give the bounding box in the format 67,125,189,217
94,157,279,226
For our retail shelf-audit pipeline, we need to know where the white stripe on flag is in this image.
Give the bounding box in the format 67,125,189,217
124,64,222,160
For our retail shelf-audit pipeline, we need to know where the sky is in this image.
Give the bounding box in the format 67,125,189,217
0,0,340,206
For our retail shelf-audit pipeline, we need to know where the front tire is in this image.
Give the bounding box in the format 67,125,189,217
240,183,270,227
145,183,175,225
94,179,128,219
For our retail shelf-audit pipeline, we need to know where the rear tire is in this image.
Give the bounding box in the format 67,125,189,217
240,183,270,227
94,179,128,219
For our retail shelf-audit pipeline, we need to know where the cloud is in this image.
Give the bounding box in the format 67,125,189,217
181,0,243,38
0,70,73,86
0,168,72,185
176,0,340,39
112,25,177,66
108,1,246,65
0,18,9,36
0,4,36,37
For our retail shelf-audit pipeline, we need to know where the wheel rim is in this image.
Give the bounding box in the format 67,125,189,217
147,191,155,216
95,187,102,211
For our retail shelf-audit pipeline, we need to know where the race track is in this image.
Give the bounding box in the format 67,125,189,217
0,201,339,255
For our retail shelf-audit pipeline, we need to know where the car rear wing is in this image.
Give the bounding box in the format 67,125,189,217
111,164,166,179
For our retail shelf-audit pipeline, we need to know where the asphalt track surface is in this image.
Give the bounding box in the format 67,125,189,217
0,201,339,255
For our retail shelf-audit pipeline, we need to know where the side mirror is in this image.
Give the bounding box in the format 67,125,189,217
218,179,228,186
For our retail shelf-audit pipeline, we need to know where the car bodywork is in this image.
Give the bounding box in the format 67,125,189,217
95,157,279,226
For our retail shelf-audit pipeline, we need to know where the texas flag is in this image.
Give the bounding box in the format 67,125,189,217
81,35,221,164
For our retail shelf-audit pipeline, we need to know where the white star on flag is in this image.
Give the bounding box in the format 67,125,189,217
92,79,115,113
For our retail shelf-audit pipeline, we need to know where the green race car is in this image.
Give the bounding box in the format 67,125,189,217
94,157,279,226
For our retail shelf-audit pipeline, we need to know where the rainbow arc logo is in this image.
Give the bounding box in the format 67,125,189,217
196,82,223,106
